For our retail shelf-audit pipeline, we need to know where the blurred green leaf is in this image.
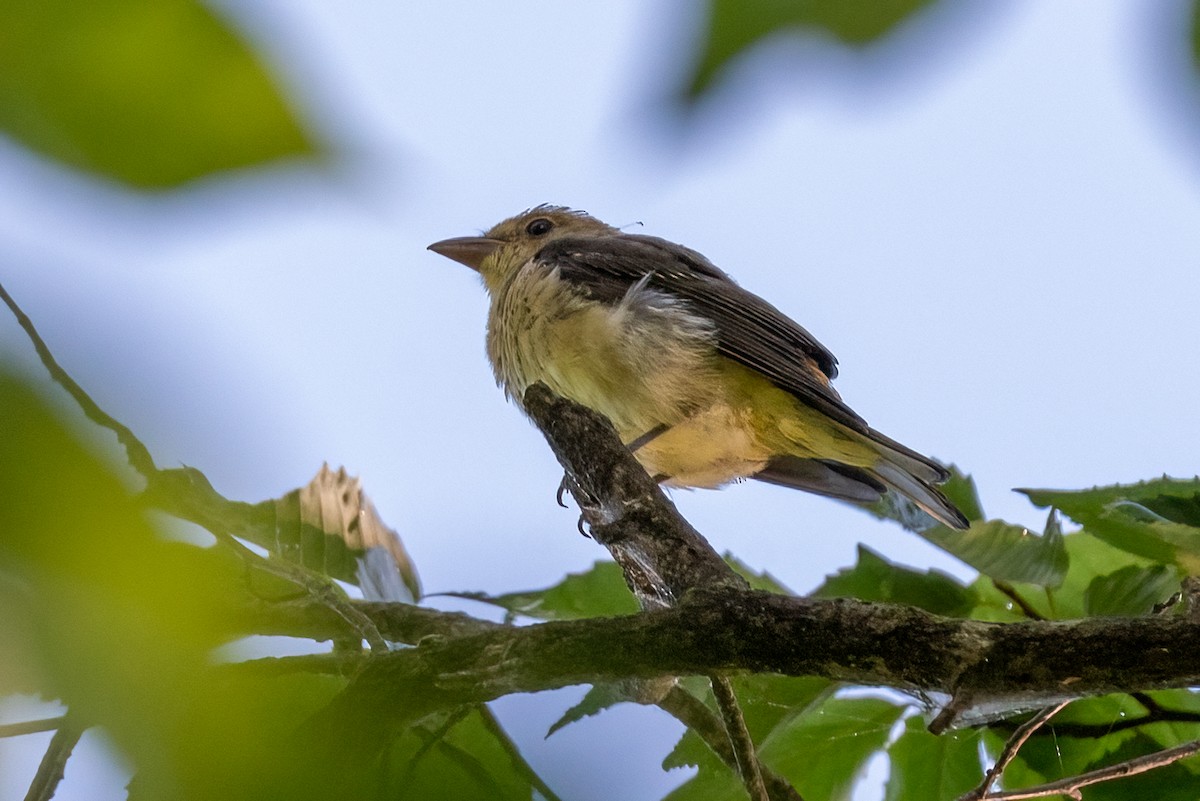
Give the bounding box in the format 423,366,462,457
450,560,638,621
921,513,1068,588
1021,478,1200,571
1084,564,1180,617
884,716,981,801
1192,0,1200,73
815,544,977,616
381,707,555,801
687,0,941,98
0,0,318,188
0,372,346,800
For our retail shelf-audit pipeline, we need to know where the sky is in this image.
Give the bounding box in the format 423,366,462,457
2,1,1200,799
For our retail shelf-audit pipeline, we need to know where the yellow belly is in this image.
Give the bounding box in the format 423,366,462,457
632,402,771,488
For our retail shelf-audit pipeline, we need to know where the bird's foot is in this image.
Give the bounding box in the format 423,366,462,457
625,423,669,453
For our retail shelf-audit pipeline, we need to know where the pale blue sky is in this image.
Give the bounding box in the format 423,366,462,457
3,1,1199,799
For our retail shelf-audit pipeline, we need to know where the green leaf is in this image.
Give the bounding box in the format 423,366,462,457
1021,478,1200,570
920,512,1068,588
451,560,639,621
761,695,905,800
980,724,1127,796
0,0,318,188
1065,732,1200,801
663,730,744,801
1084,565,1180,617
732,674,833,742
546,682,630,737
1114,689,1200,752
665,694,902,801
884,717,982,801
815,544,977,616
686,0,942,99
982,695,1200,800
662,675,831,774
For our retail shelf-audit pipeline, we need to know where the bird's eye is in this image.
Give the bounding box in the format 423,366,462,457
525,218,553,236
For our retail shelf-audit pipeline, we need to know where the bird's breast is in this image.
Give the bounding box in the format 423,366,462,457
486,267,721,435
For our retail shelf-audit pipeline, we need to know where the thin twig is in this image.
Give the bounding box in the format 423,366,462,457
977,737,1200,800
405,706,472,771
0,281,157,478
959,702,1068,801
657,686,804,801
1131,691,1162,714
0,718,66,739
711,675,769,801
23,716,85,801
475,705,564,801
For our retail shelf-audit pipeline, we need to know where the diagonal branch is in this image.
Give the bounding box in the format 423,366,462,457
23,715,86,801
521,383,744,605
977,737,1200,800
960,702,1069,801
0,281,157,477
522,383,769,799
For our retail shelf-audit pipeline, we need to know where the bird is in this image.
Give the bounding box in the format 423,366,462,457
428,205,968,530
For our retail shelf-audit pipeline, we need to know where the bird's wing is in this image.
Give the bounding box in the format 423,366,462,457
538,234,869,433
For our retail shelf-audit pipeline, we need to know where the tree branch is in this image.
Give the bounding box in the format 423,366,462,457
292,589,1200,756
23,716,85,801
521,383,745,606
960,702,1068,801
977,737,1200,800
712,674,769,801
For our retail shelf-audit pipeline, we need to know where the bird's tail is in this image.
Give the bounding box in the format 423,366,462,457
752,425,968,530
864,427,969,530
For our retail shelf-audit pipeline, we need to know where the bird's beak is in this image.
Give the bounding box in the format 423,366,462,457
427,236,502,272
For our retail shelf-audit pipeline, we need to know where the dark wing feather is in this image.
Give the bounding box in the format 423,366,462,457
538,234,869,433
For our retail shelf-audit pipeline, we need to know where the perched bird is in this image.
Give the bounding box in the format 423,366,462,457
428,205,968,530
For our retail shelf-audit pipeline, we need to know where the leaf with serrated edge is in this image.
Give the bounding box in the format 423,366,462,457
1021,478,1200,570
921,511,1067,588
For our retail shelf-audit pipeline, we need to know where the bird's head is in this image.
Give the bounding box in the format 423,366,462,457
428,205,617,291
